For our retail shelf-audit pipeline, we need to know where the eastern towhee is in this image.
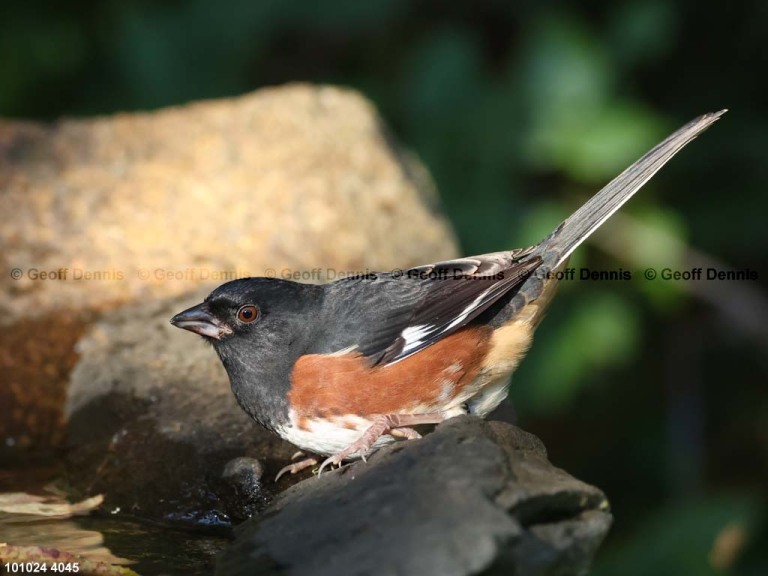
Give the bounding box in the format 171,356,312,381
171,111,725,479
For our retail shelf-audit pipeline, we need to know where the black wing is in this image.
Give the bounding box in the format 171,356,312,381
318,249,541,366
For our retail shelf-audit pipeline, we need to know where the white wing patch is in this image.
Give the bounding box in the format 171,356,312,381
328,344,359,357
397,286,495,360
399,324,431,355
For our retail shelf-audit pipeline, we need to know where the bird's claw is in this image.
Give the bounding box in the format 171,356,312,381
316,454,344,476
275,456,318,481
389,426,422,440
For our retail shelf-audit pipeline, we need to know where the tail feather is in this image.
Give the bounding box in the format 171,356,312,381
538,110,727,268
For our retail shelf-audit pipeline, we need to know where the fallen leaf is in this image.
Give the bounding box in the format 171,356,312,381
0,493,104,518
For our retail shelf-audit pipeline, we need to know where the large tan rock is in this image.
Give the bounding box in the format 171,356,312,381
0,84,458,449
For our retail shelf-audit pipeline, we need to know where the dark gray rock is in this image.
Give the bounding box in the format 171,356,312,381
216,416,611,576
218,457,268,523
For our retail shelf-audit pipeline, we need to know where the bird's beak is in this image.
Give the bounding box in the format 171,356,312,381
170,303,231,340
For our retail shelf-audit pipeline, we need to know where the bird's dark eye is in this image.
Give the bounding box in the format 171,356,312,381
236,305,260,324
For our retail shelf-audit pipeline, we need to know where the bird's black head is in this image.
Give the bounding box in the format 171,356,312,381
174,276,325,362
171,276,324,346
170,277,324,428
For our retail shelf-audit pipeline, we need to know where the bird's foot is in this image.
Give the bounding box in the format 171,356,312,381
275,454,319,481
317,413,443,475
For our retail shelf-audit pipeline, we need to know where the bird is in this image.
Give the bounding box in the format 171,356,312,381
171,110,725,479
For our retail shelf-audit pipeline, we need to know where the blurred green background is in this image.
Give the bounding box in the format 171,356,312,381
2,0,766,573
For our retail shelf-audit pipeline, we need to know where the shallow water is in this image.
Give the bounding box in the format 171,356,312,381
0,454,230,575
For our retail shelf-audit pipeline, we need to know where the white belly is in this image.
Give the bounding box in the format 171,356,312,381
275,412,397,457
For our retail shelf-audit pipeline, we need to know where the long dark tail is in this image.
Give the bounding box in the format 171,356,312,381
537,110,726,268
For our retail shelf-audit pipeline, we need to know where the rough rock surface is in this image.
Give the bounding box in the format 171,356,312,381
0,83,457,448
217,417,611,576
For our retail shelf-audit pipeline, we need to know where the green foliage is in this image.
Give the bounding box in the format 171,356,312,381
515,11,666,184
627,206,690,308
516,290,641,413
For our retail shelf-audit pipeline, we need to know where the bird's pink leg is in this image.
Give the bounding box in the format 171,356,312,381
317,413,444,475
